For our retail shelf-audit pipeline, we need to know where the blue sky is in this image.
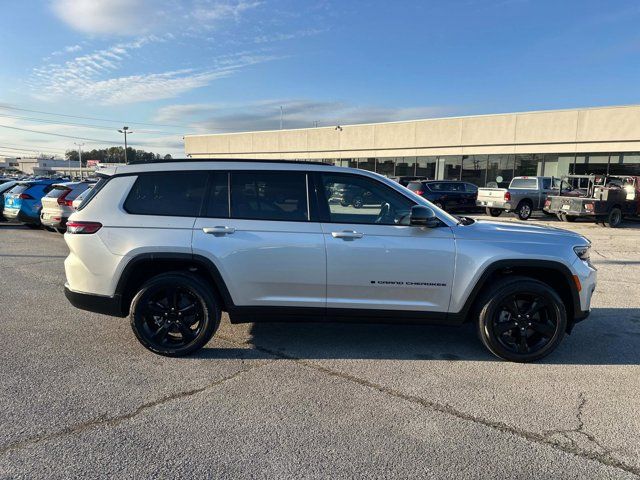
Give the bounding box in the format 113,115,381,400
0,0,639,157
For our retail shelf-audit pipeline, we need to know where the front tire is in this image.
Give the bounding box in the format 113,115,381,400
130,272,220,357
476,276,567,362
486,207,502,217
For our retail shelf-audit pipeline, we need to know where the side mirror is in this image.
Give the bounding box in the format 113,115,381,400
410,205,440,228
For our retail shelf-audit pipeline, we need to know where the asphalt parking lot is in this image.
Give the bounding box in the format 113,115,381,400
1,215,639,479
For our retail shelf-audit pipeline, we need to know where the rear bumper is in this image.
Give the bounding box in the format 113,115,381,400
41,214,68,228
477,200,510,210
64,285,125,317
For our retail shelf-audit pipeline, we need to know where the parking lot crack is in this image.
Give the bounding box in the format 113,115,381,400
222,337,640,477
0,360,271,456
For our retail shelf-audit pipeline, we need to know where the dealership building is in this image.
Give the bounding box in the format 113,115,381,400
184,104,640,186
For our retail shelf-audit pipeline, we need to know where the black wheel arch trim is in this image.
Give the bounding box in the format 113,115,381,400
449,259,584,326
114,252,235,315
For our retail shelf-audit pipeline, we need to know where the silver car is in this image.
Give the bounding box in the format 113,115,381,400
40,181,95,233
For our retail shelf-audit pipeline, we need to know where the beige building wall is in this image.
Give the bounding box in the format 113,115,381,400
184,105,640,159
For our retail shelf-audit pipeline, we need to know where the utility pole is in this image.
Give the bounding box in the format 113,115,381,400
280,106,283,130
74,142,84,179
118,126,133,163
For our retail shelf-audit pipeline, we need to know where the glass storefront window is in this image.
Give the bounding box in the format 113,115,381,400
358,158,376,172
395,157,416,176
376,158,395,177
515,154,543,177
571,155,587,174
542,154,559,177
416,156,437,178
610,153,640,175
461,155,488,186
584,154,610,175
442,156,462,180
486,155,514,187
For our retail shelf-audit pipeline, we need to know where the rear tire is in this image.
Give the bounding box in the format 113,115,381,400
476,276,567,362
130,272,220,357
353,197,364,209
486,208,502,217
604,207,622,228
515,201,532,220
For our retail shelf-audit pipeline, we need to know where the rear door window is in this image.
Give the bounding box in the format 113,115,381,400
45,186,69,198
124,172,207,217
66,184,92,201
203,172,229,218
230,171,308,221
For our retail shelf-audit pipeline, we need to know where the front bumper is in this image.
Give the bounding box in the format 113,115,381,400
64,285,125,317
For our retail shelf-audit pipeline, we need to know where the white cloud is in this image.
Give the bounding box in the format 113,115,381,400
31,47,276,105
51,0,262,36
157,99,457,133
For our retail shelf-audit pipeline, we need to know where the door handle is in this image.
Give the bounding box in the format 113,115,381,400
202,226,236,236
331,230,364,240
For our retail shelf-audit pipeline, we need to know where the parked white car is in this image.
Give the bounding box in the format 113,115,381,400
63,160,596,362
40,181,95,233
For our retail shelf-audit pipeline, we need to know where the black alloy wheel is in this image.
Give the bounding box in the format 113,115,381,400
477,276,566,362
130,273,220,356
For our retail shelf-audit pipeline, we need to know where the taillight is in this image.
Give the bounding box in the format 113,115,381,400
416,190,424,195
585,202,594,211
19,193,34,200
66,221,102,234
544,199,551,208
57,189,73,207
504,192,511,201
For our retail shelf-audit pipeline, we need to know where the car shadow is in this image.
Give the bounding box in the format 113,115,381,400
194,307,640,365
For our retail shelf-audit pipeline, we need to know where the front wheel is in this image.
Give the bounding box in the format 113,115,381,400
352,197,364,209
476,276,567,362
130,272,220,357
486,208,502,217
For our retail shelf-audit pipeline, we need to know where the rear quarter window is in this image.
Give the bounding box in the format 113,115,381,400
124,172,207,217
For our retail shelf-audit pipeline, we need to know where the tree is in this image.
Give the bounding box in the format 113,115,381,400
65,147,169,164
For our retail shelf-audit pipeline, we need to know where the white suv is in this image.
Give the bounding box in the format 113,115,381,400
64,160,596,362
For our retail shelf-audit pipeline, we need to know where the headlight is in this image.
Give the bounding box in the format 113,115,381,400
573,245,591,262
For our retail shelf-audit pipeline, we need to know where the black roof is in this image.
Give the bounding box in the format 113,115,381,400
127,158,331,166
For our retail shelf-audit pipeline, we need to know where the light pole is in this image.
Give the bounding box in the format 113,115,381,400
74,142,84,179
280,106,283,130
118,126,133,163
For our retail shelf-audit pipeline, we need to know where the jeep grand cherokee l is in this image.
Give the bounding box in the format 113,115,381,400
63,160,596,362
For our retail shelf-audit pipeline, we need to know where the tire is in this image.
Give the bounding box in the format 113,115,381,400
515,201,532,220
556,213,565,222
604,207,622,228
564,215,577,222
130,272,221,357
340,199,349,207
352,197,364,209
476,276,567,362
486,208,502,217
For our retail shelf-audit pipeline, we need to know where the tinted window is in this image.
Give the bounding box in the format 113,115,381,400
447,182,464,192
124,172,207,217
510,178,538,189
45,186,69,198
77,179,106,211
204,172,229,218
66,183,92,201
9,184,30,195
321,173,414,225
541,178,551,189
464,183,478,193
406,182,422,192
230,172,308,221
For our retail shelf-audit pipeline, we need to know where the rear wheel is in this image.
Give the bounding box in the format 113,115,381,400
476,276,567,362
604,207,622,228
486,208,502,217
352,197,364,209
130,273,220,357
515,201,532,220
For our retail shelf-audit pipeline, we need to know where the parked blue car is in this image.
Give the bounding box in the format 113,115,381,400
3,179,64,228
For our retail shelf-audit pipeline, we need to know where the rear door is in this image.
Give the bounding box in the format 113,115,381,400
192,170,326,309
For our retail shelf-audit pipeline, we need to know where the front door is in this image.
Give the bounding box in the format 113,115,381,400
192,170,326,309
317,172,456,313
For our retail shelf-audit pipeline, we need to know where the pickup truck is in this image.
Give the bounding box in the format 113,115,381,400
476,176,557,220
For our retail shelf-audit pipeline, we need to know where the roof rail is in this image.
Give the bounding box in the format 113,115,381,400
127,158,332,166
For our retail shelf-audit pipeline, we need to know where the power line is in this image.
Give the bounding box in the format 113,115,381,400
0,112,183,135
0,143,67,154
0,105,189,129
0,123,115,144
